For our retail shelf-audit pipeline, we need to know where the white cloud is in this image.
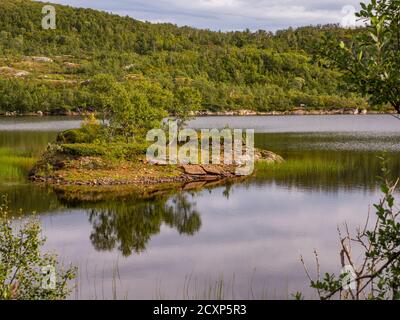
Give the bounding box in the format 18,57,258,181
48,0,365,31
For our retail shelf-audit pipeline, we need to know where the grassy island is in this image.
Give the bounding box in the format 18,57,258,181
29,115,284,191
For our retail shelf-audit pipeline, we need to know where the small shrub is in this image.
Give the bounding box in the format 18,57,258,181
0,197,77,300
57,115,104,144
57,129,86,144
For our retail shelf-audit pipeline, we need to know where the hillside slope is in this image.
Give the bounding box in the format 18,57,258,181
0,0,374,115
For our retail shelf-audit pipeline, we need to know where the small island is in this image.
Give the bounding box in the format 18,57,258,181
29,115,284,193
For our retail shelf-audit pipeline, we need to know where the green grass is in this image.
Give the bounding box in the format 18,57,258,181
61,142,148,159
255,158,346,178
0,148,37,182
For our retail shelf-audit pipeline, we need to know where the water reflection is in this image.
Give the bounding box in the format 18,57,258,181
0,183,62,213
2,116,400,299
254,133,400,191
87,193,201,256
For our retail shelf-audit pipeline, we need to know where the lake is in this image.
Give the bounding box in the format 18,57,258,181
1,115,400,299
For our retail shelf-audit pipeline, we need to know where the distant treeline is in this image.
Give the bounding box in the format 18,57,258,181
0,0,376,114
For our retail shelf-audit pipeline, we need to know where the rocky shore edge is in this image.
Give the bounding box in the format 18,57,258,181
192,108,394,116
1,108,395,117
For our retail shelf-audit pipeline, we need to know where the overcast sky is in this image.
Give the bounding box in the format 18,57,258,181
48,0,365,31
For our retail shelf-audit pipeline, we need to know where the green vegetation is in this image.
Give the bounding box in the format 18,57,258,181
318,0,400,112
253,150,400,192
56,115,149,155
0,0,387,116
0,147,37,181
0,197,76,300
254,154,347,191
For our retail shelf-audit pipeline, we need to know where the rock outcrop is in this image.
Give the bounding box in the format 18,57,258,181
0,67,30,78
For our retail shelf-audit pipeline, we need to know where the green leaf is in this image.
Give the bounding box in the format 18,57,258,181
370,32,379,43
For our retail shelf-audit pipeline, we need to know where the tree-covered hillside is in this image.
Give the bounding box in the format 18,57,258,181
0,0,383,115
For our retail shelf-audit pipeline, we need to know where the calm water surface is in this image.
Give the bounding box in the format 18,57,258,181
1,115,400,299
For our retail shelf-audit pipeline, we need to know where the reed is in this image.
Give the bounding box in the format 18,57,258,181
255,158,347,181
0,147,37,181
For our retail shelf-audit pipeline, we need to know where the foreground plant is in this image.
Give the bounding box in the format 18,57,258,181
319,0,400,113
301,163,400,300
0,198,76,300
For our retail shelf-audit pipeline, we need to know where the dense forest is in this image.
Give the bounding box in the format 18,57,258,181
0,0,383,115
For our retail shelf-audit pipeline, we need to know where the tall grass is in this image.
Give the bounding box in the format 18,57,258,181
73,262,287,300
255,158,346,177
0,147,37,182
253,157,355,192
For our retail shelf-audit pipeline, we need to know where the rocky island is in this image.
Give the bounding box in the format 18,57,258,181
29,140,283,188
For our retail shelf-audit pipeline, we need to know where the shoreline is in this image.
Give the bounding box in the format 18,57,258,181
193,108,394,116
0,109,396,118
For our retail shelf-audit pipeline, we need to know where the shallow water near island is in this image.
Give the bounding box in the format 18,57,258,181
1,115,400,299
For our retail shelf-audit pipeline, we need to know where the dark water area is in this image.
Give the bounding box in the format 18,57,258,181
1,115,400,299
